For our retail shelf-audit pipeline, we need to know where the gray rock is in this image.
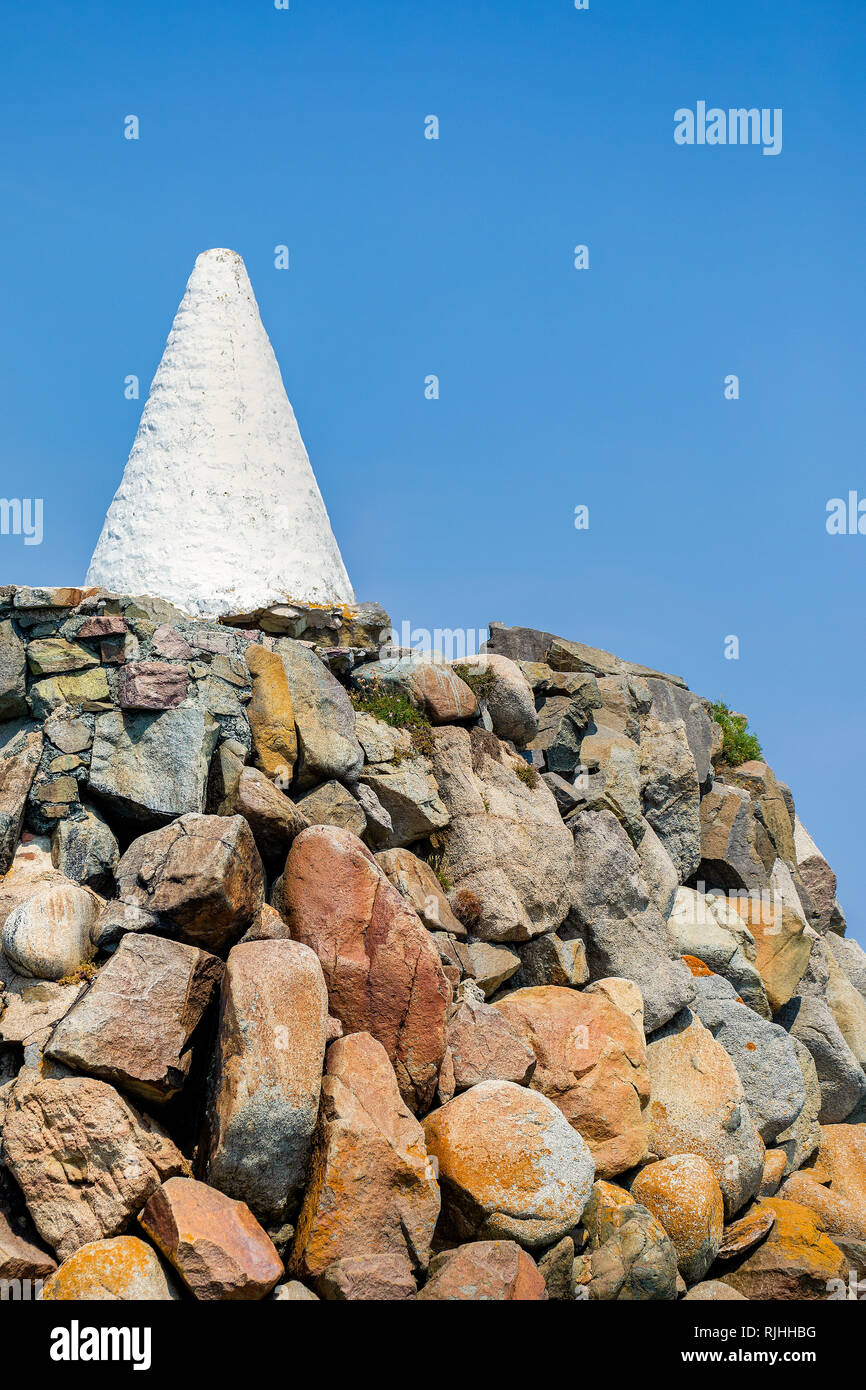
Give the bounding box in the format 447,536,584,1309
639,716,701,881
794,816,846,935
689,972,806,1143
775,993,866,1123
450,653,538,744
50,806,119,895
275,639,363,790
643,679,717,785
88,708,218,822
431,726,575,943
566,808,695,1032
698,781,769,892
579,722,643,840
827,933,866,1001
0,721,43,873
635,821,679,919
359,757,449,848
775,1037,822,1175
294,780,367,837
485,623,687,687
511,932,588,989
0,619,27,719
453,940,521,997
582,1203,678,1301
666,887,769,1017
1,881,100,981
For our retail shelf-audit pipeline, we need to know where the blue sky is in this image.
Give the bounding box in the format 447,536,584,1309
1,0,864,941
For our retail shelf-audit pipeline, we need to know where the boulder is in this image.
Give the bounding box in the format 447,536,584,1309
781,1125,866,1244
108,813,264,952
354,655,477,725
271,1280,319,1301
358,756,449,849
231,765,308,871
375,847,465,936
294,779,366,837
775,993,866,1124
41,1236,180,1301
688,971,807,1144
290,1032,440,1296
698,782,769,891
452,939,520,997
203,938,328,1222
2,1072,188,1260
418,1241,546,1300
244,642,298,780
643,679,717,785
0,721,43,873
666,887,768,1017
450,654,537,744
631,1155,724,1283
825,947,866,1070
579,1200,678,1301
638,716,701,880
45,933,223,1102
117,661,188,710
794,815,845,935
775,1037,822,1175
567,809,695,1032
274,639,363,789
827,933,866,1001
423,1080,595,1248
683,1280,748,1301
645,1007,765,1218
716,1197,847,1301
446,992,537,1090
1,880,100,981
716,1203,777,1259
0,1167,57,1285
634,822,679,919
0,618,27,718
139,1177,283,1300
578,722,643,840
281,825,450,1112
88,707,218,822
50,806,119,895
511,932,589,989
494,985,650,1178
722,762,796,866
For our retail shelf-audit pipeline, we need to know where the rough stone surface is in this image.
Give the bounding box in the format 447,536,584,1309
89,707,218,821
451,653,538,744
494,985,650,1179
667,886,768,1017
244,642,298,779
638,716,701,880
50,806,119,895
645,1007,765,1218
294,779,366,837
423,1080,595,1249
282,825,450,1112
0,618,27,718
431,726,575,943
631,1155,724,1283
376,847,465,936
794,816,844,935
567,808,695,1032
2,1072,189,1260
446,992,537,1091
117,661,188,710
231,765,308,871
683,1280,748,1301
45,933,223,1102
1,880,100,981
275,639,363,789
290,1032,440,1296
717,1197,847,1301
775,992,866,1124
203,938,328,1222
139,1177,283,1300
418,1240,546,1300
42,1236,180,1301
580,1199,679,1301
0,721,43,872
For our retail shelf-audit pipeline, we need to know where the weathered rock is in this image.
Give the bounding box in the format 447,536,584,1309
581,1199,678,1301
827,933,866,1001
775,1037,822,1175
203,938,328,1222
576,722,643,839
43,708,93,755
231,765,308,871
639,716,701,880
294,779,366,837
494,985,650,1178
683,1280,748,1301
2,1072,188,1259
511,931,589,989
643,679,717,785
645,1008,765,1218
688,971,806,1143
486,623,686,686
423,1080,595,1248
0,721,43,873
50,806,119,895
0,1167,57,1285
282,825,450,1112
732,896,811,1012
418,1240,546,1300
89,707,218,821
717,1203,777,1259
29,667,111,719
537,1235,577,1300
631,1155,724,1283
243,642,298,780
446,992,537,1090
775,993,866,1124
666,887,769,1016
431,726,575,943
527,691,598,776
27,638,99,676
359,755,449,849
117,661,188,710
1,881,100,981
314,1252,417,1300
698,782,769,891
271,1279,319,1300
451,653,538,744
716,1197,847,1300
108,813,264,952
567,809,695,1032
375,847,465,936
45,933,222,1102
0,618,27,718
825,946,866,1070
635,822,679,919
760,1148,788,1197
794,816,844,935
139,1177,283,1300
275,639,363,789
452,939,520,997
722,761,796,868
42,1236,180,1300
354,655,477,725
290,1032,440,1296
781,1125,866,1245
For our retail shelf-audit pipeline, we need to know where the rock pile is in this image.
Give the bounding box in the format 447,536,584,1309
0,589,863,1301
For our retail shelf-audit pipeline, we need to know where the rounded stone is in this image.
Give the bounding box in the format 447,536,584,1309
42,1236,180,1300
1,881,99,980
631,1154,724,1283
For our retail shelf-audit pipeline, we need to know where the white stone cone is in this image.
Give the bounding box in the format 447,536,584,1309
86,248,355,617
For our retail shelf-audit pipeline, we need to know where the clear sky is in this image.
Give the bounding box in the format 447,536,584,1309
1,1,864,941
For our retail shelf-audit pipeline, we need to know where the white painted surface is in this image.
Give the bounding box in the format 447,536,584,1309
86,249,355,616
